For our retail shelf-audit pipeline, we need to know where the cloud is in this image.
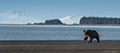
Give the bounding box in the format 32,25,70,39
59,15,74,24
59,15,82,24
59,15,73,21
78,16,83,19
0,10,18,18
72,16,83,24
0,10,39,24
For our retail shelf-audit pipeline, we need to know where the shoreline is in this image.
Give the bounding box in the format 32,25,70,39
0,43,120,53
0,40,120,53
0,40,120,44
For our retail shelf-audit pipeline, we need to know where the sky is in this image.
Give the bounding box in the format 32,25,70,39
0,0,120,24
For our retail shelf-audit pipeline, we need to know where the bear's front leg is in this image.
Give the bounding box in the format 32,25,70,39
88,38,92,43
84,37,88,43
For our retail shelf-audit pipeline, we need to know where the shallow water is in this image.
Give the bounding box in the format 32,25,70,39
0,25,119,40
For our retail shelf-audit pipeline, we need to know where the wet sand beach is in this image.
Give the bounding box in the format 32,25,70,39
0,40,120,53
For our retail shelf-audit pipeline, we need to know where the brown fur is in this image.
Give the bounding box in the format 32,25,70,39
83,29,100,43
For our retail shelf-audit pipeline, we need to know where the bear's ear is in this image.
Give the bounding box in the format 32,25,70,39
83,30,85,32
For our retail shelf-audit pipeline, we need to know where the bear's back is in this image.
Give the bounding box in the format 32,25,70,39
88,30,99,38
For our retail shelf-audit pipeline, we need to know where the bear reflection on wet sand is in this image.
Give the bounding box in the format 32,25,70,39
83,29,100,43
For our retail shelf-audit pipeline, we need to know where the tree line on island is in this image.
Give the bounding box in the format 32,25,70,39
27,19,64,25
27,16,120,25
80,16,120,24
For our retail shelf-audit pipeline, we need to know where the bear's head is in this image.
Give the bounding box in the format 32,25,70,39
83,29,91,42
83,29,90,35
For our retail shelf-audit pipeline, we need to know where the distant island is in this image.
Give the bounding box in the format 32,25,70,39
26,16,120,25
27,19,64,25
80,16,120,25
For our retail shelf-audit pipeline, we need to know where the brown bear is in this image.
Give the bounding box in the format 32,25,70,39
83,29,100,43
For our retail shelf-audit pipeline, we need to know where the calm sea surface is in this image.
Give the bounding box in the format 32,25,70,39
0,25,120,40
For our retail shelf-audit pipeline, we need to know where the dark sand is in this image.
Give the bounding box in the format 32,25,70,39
0,40,120,53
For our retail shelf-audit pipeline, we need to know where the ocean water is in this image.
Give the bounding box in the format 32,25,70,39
0,25,120,40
